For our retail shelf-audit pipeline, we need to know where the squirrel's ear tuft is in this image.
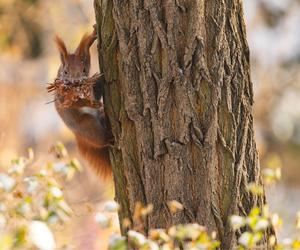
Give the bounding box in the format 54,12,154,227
55,35,68,64
75,30,97,58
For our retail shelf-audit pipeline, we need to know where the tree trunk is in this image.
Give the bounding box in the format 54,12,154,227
94,0,273,248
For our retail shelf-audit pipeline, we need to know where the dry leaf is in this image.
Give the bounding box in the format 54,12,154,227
47,73,102,109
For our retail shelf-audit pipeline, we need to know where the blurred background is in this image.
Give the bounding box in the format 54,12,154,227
0,0,299,248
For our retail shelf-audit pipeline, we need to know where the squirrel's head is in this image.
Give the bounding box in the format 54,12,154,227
55,30,97,81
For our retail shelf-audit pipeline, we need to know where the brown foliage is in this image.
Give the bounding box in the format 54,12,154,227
47,73,102,108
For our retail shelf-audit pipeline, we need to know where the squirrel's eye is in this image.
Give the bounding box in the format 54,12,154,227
83,68,86,74
64,70,68,75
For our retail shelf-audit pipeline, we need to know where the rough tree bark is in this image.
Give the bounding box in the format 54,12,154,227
94,0,274,248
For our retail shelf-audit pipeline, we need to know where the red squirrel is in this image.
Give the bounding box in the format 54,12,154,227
54,29,113,177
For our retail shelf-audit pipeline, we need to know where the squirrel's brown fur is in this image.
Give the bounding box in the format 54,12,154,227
54,29,112,178
76,136,111,177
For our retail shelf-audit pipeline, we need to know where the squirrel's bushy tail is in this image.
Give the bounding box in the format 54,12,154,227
76,137,112,178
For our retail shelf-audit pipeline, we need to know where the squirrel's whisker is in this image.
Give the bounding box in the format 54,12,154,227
45,99,56,105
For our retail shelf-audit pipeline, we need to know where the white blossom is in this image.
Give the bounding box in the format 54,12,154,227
108,234,125,247
146,240,159,250
238,232,252,247
254,218,269,231
53,163,68,175
95,213,110,228
39,170,48,177
9,163,25,175
230,215,246,230
49,187,63,198
128,230,147,246
28,221,56,250
104,201,120,212
0,173,16,191
24,177,39,193
17,202,31,216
